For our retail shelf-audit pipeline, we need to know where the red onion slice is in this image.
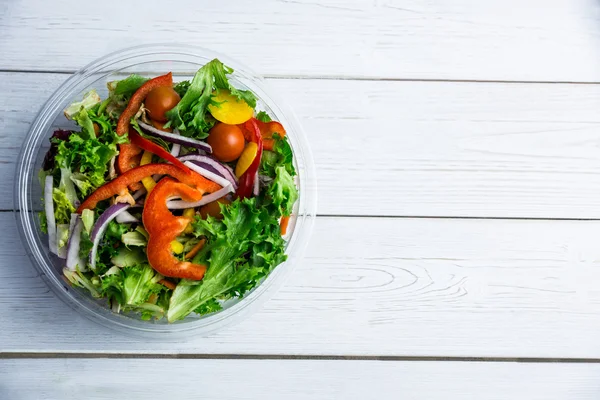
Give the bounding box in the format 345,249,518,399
253,171,259,196
89,203,130,270
170,130,181,157
44,175,58,255
132,188,146,200
66,214,86,271
167,185,233,209
170,143,181,157
184,161,230,189
137,121,212,154
116,210,139,224
179,155,238,189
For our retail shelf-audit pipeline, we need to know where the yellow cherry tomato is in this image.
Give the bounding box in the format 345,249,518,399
208,89,254,125
235,142,258,178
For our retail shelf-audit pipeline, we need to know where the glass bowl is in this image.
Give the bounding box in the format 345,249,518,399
14,44,317,338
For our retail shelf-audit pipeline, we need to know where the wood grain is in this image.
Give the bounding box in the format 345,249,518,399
4,212,600,358
4,72,600,217
2,0,600,82
2,358,599,400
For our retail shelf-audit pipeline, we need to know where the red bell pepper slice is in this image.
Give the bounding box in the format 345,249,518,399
116,72,174,187
128,127,190,173
236,118,263,199
143,178,208,280
77,163,221,213
241,119,286,151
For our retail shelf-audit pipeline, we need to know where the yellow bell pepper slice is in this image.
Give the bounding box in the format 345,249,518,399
208,89,254,125
235,142,258,178
139,151,156,192
183,208,195,234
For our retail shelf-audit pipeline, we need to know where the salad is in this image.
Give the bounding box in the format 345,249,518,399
39,59,298,322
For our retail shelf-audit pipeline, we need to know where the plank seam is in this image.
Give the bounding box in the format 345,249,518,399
2,68,600,85
2,353,600,363
7,209,600,221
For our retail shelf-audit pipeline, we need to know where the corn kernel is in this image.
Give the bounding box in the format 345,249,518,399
170,240,184,254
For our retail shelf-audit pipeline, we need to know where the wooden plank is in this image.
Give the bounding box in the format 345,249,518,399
4,213,600,358
1,358,598,400
4,72,600,218
2,0,600,82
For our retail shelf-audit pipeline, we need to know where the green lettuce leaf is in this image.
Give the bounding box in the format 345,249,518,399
111,247,147,268
267,165,298,217
54,131,118,191
167,198,281,322
63,89,101,120
81,209,94,234
256,111,272,123
59,167,79,207
108,74,148,99
64,269,101,298
100,264,163,307
122,231,148,247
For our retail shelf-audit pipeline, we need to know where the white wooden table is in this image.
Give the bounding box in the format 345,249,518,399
3,0,600,398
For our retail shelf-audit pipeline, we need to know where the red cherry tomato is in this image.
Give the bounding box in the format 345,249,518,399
145,86,180,122
206,123,245,162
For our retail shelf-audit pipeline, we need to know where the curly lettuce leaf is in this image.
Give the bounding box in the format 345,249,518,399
73,108,96,140
64,269,101,298
256,111,272,123
122,231,148,247
167,198,282,322
100,264,163,307
63,89,101,120
108,74,148,99
54,131,118,190
52,188,75,225
267,165,298,217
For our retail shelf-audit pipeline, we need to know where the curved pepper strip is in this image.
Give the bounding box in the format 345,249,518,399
77,163,221,213
241,119,285,151
236,118,263,199
143,178,208,280
116,73,174,188
128,127,190,172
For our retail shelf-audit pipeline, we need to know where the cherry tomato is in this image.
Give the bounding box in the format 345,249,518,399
145,86,180,122
206,123,245,162
199,197,231,220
